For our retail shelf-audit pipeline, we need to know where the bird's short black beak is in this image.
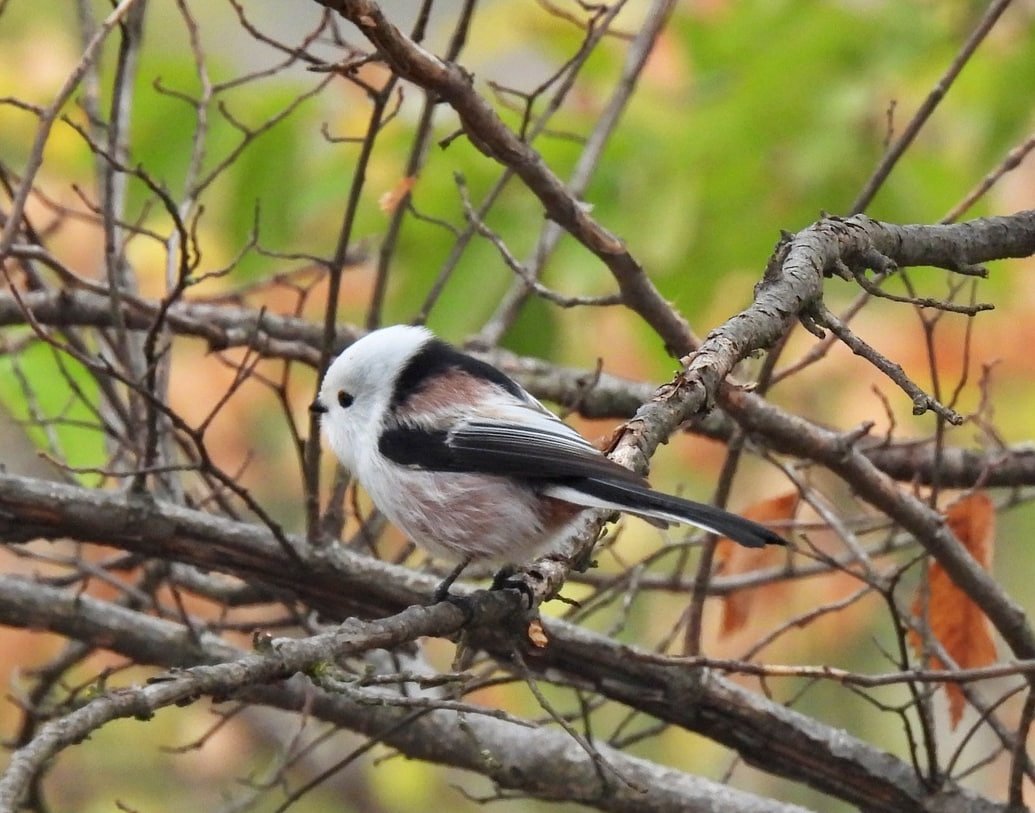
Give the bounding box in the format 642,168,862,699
309,399,328,415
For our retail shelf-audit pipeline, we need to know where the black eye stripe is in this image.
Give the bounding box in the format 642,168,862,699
338,390,354,408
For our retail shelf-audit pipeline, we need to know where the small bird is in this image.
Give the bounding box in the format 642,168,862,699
311,325,785,599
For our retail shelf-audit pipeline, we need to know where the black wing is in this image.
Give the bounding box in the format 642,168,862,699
378,418,647,486
378,416,787,549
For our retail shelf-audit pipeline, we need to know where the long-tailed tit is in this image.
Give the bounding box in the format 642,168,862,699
311,325,785,597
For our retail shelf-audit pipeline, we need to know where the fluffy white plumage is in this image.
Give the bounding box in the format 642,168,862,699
315,326,574,561
312,325,784,567
317,325,432,475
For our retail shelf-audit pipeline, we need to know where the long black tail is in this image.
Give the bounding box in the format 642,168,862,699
565,478,787,549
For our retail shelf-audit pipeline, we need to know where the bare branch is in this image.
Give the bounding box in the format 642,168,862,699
850,0,1015,213
0,474,1008,811
0,578,812,813
313,0,696,350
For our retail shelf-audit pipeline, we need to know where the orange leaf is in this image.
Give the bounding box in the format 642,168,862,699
715,491,797,636
378,175,417,214
527,618,549,649
909,492,997,728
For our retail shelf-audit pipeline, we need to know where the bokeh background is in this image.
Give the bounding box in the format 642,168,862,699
1,1,1034,810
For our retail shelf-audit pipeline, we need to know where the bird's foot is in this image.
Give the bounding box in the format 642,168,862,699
433,557,472,604
490,565,535,609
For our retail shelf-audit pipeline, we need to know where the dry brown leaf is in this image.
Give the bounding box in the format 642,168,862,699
909,492,997,728
378,175,417,214
527,618,549,649
715,491,797,636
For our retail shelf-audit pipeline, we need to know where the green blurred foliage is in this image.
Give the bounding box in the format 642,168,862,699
0,340,106,477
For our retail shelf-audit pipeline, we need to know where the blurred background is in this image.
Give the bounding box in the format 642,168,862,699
1,1,1034,810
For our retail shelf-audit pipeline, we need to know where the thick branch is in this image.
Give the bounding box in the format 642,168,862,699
862,441,1035,488
0,286,331,365
0,574,812,813
0,475,1006,812
624,211,1035,455
2,289,1032,487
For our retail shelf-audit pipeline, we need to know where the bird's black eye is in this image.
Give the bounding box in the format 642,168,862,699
337,390,354,408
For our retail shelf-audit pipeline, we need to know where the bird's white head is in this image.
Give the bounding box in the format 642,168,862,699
313,324,433,472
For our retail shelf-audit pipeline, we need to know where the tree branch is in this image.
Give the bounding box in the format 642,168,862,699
0,573,816,813
2,289,1032,488
312,0,695,351
0,474,1009,812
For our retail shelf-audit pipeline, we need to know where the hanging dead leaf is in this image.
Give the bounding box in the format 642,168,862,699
378,175,417,214
908,492,997,729
715,491,797,636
